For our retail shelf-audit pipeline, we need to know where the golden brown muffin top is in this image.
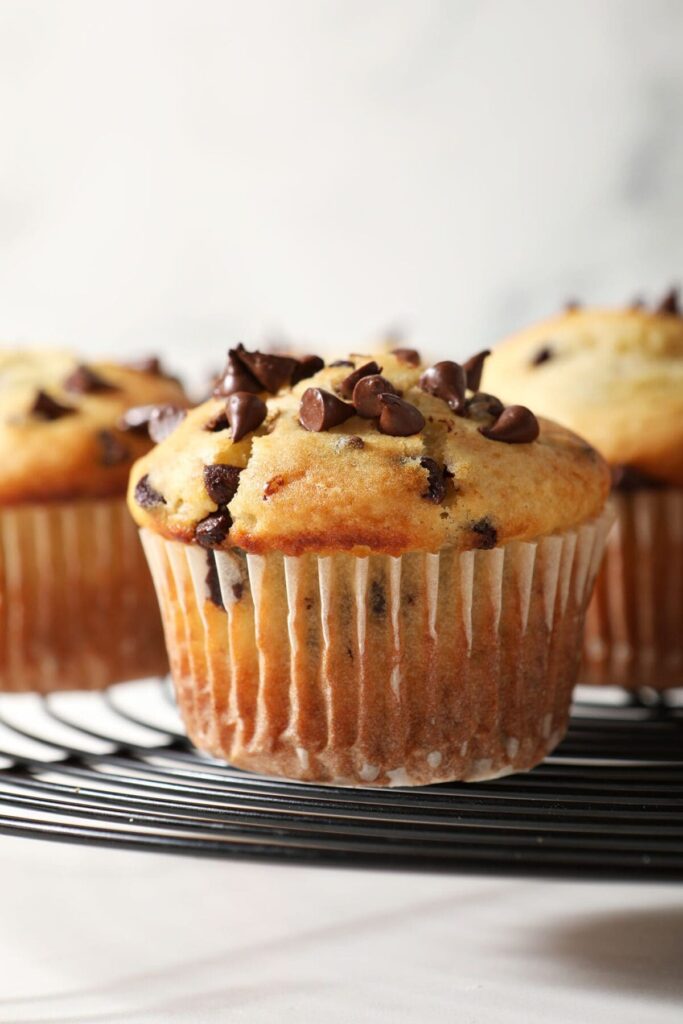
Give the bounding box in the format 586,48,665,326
128,344,609,556
483,293,683,486
0,349,188,504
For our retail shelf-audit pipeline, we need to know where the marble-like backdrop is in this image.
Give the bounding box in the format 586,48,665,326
0,0,681,385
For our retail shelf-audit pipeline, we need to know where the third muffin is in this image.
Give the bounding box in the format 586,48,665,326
483,293,683,690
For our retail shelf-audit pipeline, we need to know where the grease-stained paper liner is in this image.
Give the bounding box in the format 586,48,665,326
583,488,683,690
0,499,168,692
141,509,612,787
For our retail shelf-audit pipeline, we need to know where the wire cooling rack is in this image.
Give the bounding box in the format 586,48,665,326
0,679,680,879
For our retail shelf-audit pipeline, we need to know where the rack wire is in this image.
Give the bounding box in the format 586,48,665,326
0,679,680,879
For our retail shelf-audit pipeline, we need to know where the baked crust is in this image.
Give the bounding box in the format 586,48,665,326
128,351,609,555
483,307,683,484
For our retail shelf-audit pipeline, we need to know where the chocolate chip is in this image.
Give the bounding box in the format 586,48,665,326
225,391,267,442
148,405,187,443
204,464,241,505
213,348,262,397
195,509,232,548
205,554,224,608
462,350,490,392
479,405,540,444
336,361,381,400
291,354,325,385
125,356,163,375
419,457,450,504
471,517,497,549
352,374,399,417
232,582,244,601
419,361,466,415
465,392,504,419
134,474,166,508
531,345,554,367
565,299,581,312
654,287,679,315
64,364,116,394
390,347,420,366
30,390,76,421
377,394,425,436
97,429,129,466
233,344,297,393
299,387,355,431
329,359,354,368
370,580,386,617
204,409,229,432
118,405,157,434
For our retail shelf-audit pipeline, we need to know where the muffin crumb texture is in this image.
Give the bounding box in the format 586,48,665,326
129,346,609,556
0,349,188,503
483,298,683,484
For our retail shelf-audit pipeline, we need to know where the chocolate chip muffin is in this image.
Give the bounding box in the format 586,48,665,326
129,344,611,786
0,349,188,691
483,291,683,689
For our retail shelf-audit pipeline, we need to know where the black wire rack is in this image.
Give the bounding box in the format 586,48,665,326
0,679,681,880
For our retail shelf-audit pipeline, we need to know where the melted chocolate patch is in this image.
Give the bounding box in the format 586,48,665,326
64,364,117,394
419,457,450,504
531,345,554,367
134,474,166,508
205,553,224,608
370,580,386,617
30,390,76,421
204,464,241,505
471,517,498,549
195,509,232,548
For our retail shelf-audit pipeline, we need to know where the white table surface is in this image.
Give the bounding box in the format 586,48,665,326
0,837,680,1023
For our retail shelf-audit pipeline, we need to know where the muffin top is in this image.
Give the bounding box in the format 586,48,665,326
483,294,683,485
128,344,609,556
0,349,188,503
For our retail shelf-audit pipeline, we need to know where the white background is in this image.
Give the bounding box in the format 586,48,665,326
0,2,682,1020
1,0,682,383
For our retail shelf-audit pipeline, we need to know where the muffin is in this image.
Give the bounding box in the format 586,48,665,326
483,293,683,690
128,345,611,786
0,349,188,692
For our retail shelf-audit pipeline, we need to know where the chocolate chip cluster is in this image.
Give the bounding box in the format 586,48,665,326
299,360,426,437
28,357,181,469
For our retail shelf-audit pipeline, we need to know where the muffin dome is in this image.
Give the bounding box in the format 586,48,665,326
129,347,609,556
482,300,683,485
0,349,188,503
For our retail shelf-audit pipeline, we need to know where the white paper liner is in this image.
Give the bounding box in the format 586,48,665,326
0,499,167,692
141,507,613,787
583,488,683,689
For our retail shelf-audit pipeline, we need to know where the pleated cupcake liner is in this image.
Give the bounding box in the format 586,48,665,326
583,488,683,690
0,498,168,692
141,507,612,787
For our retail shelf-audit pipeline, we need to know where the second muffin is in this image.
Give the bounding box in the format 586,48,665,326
484,296,683,690
129,347,611,786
